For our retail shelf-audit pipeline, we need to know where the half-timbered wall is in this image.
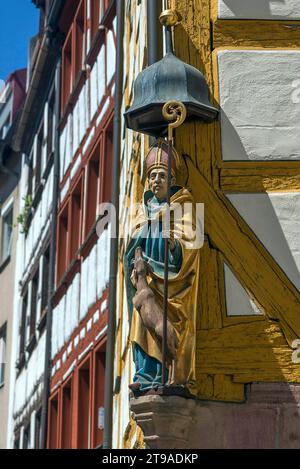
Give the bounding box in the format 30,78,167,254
114,0,300,448
10,78,56,448
48,0,116,449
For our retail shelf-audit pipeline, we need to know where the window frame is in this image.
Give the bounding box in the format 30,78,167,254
56,199,70,285
84,136,103,238
47,390,61,449
1,202,13,265
61,0,87,113
35,408,42,449
47,89,56,162
100,117,113,205
18,291,28,366
0,322,7,387
23,423,31,450
91,339,106,448
76,353,92,449
69,174,84,261
56,111,113,287
1,114,11,140
90,0,110,42
41,246,50,315
29,268,39,343
34,120,44,193
60,376,73,449
56,172,83,285
84,118,113,239
74,0,86,80
61,26,73,113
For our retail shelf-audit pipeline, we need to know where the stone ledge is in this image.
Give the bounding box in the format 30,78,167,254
130,383,300,449
130,394,197,449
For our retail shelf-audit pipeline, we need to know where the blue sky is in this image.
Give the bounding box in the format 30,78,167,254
0,1,39,81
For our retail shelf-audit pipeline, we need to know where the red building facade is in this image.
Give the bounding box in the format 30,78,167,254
48,0,115,449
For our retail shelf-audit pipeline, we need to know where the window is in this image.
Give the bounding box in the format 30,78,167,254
77,357,91,448
19,292,28,361
23,423,31,449
61,379,73,448
86,140,101,235
93,347,105,448
1,115,10,139
57,203,69,283
41,247,50,314
29,270,39,340
48,393,60,449
102,122,113,203
85,122,113,237
61,0,86,112
90,0,109,41
70,177,83,260
74,1,85,79
27,152,33,201
14,437,20,449
35,409,42,449
48,345,106,449
56,175,83,285
47,91,55,160
1,206,13,263
34,122,43,191
62,28,73,111
0,323,7,387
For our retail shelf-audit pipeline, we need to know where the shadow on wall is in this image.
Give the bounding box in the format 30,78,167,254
221,0,287,18
220,109,300,294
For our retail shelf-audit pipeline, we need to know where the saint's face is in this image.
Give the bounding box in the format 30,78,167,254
148,167,169,200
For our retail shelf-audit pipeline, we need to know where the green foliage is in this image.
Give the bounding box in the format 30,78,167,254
16,194,33,235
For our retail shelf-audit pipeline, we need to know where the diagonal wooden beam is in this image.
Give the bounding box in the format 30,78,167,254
186,157,300,346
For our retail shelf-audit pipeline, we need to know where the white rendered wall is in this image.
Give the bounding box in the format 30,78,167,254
59,21,114,184
8,88,55,445
227,193,300,292
51,225,111,360
224,263,263,316
218,0,300,20
12,332,45,427
6,154,27,448
218,50,300,161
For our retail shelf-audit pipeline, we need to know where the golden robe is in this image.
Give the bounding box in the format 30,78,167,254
125,187,200,393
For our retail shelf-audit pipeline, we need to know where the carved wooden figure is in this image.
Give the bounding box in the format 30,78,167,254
124,139,200,394
132,247,178,362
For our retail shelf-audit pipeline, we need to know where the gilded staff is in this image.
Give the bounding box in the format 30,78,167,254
161,100,187,386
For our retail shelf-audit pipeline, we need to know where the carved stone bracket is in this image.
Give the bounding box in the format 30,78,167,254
131,383,300,449
130,393,197,449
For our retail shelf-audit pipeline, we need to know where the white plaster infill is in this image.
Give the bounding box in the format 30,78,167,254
227,192,300,291
218,0,300,20
218,50,300,161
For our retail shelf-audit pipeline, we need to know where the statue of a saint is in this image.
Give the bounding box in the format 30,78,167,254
124,139,200,395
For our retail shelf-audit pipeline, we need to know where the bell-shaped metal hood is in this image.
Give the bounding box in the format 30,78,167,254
125,50,218,137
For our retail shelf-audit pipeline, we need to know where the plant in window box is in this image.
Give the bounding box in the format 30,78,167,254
15,195,33,234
